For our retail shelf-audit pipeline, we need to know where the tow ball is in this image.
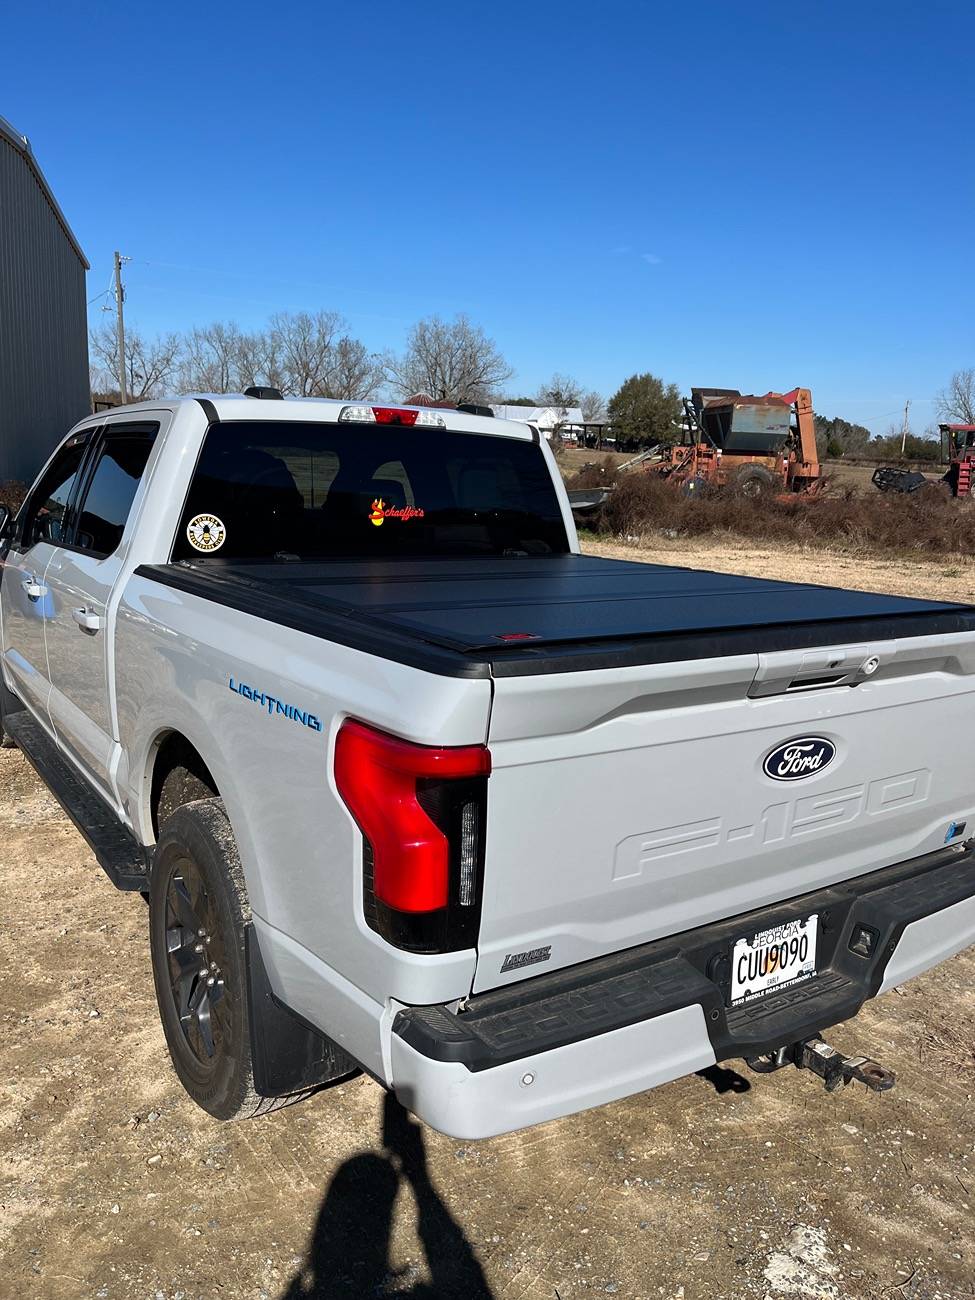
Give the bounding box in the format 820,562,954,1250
745,1036,896,1093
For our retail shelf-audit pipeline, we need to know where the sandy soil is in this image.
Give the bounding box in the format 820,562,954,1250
2,542,975,1299
585,536,975,606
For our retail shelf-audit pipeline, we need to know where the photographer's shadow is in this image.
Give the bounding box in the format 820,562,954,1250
280,1092,494,1298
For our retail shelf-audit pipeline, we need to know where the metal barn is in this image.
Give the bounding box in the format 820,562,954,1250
0,115,89,485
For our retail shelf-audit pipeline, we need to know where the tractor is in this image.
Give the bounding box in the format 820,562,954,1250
651,387,822,497
872,424,975,497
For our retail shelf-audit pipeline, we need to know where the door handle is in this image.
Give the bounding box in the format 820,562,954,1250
22,578,46,602
72,607,104,633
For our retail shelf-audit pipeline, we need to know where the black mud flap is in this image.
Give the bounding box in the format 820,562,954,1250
245,926,357,1097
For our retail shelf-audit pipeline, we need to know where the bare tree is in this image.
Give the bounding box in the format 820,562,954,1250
328,337,385,400
937,369,975,426
179,321,243,393
386,314,512,403
235,328,287,393
271,310,344,397
90,322,182,400
536,373,583,409
535,373,583,438
581,389,605,423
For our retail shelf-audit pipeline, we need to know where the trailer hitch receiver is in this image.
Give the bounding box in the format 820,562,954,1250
746,1036,896,1093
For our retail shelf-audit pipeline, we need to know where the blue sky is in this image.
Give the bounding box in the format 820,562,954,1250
5,1,973,432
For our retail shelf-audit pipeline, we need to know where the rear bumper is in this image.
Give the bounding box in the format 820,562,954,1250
391,841,975,1138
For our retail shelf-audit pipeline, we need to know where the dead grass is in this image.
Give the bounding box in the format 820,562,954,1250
563,454,621,489
594,472,975,559
0,480,27,513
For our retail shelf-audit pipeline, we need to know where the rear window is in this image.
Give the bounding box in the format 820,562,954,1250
173,421,569,561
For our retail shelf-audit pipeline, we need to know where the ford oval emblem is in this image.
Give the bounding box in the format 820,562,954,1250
763,736,836,782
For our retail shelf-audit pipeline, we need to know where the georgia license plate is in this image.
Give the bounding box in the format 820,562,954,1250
730,914,818,1006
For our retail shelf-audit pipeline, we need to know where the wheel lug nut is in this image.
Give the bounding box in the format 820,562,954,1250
209,961,218,971
194,943,204,953
198,929,206,937
206,977,216,987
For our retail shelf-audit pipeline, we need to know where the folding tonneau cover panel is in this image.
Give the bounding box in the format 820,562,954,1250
139,556,975,681
138,555,975,676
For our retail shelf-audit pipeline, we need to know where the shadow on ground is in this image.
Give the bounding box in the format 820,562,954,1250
696,1064,752,1095
280,1092,494,1298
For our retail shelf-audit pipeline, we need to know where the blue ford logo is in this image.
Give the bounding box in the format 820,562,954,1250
763,736,836,782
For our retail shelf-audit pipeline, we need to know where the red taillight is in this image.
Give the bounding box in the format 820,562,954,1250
334,719,491,952
371,406,418,426
337,404,446,428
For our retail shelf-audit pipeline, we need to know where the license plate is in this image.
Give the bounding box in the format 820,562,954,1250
730,914,818,1006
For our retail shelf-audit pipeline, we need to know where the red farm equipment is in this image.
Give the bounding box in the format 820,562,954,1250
652,387,823,497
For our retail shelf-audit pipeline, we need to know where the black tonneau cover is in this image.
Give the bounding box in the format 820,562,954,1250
137,555,975,679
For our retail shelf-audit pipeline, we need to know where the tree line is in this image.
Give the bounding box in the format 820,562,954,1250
90,311,974,459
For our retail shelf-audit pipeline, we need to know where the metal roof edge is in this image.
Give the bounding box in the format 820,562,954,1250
0,114,89,270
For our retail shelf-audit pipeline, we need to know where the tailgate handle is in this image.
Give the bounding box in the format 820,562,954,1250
749,645,889,699
784,672,848,693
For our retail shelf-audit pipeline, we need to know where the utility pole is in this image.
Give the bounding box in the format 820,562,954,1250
113,251,129,404
900,399,911,456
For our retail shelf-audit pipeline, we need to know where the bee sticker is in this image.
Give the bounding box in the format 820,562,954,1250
187,513,227,553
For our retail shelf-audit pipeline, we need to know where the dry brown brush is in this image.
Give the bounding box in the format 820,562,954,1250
597,474,975,558
0,481,28,514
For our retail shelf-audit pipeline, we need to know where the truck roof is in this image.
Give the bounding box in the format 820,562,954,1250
91,394,536,440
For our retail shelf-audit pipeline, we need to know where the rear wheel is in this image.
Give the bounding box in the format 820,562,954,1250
731,465,777,499
149,799,294,1120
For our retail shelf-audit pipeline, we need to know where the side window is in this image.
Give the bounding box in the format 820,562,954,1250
73,427,157,557
17,438,90,549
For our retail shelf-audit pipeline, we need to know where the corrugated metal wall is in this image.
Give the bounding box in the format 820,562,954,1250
0,133,89,486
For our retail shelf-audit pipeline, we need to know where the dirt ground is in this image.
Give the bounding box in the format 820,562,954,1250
584,537,975,606
3,540,975,1300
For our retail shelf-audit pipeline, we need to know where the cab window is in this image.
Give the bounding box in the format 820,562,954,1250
73,425,158,557
17,436,90,549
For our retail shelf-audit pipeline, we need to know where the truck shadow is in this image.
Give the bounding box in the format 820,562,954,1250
279,1092,495,1299
695,1064,751,1094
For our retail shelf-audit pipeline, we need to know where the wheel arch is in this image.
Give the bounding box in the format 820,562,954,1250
128,716,270,946
147,729,220,838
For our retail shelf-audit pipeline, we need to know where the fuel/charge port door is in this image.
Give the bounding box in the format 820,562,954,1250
748,644,893,699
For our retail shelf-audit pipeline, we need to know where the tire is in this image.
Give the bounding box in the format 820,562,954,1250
731,465,777,499
149,798,296,1120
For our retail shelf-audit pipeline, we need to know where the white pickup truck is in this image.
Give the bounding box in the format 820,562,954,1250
3,392,975,1137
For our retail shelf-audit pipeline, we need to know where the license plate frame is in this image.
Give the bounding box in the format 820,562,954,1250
729,913,819,1007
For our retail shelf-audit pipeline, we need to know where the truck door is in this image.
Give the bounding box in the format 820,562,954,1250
44,421,159,798
0,431,93,725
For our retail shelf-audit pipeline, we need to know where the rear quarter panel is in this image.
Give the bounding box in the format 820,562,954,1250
115,576,492,1015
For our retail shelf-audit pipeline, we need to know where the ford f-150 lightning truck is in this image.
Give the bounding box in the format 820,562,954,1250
2,392,975,1137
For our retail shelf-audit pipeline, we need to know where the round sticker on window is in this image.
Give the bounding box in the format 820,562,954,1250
186,513,226,553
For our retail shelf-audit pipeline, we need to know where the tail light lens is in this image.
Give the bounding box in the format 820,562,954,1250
334,719,491,953
337,404,447,428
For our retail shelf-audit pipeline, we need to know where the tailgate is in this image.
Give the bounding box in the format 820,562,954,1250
473,630,975,993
